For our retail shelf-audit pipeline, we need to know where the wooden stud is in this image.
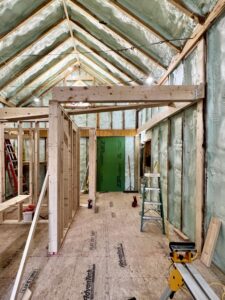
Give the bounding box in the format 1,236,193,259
88,129,97,208
17,122,23,221
29,129,34,203
34,122,40,204
196,39,205,253
0,123,5,203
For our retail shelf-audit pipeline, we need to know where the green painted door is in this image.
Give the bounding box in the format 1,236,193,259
97,137,125,192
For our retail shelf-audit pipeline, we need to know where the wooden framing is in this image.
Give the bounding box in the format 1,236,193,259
52,84,204,103
34,122,40,204
17,122,23,221
0,123,5,203
88,129,96,208
137,102,195,133
48,101,80,254
195,39,205,253
68,1,166,70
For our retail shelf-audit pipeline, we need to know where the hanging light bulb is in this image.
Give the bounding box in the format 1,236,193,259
33,97,40,103
68,66,73,72
145,75,154,86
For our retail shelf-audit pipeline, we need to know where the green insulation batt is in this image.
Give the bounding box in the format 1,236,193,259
159,122,168,219
206,12,225,273
182,107,197,241
168,114,183,229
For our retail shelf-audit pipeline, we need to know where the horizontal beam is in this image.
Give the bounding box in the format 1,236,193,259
52,84,204,103
80,129,137,137
67,103,169,115
0,108,49,121
137,102,197,133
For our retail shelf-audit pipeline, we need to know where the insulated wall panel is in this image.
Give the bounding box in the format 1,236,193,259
206,13,225,272
168,114,183,229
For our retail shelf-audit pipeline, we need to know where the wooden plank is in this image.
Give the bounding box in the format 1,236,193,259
29,130,34,203
17,122,23,221
137,102,195,133
34,122,40,204
201,217,221,267
80,129,137,137
88,129,96,208
158,0,225,85
66,103,169,115
48,102,61,254
0,195,30,213
10,172,48,300
0,96,15,107
52,84,204,103
196,39,205,253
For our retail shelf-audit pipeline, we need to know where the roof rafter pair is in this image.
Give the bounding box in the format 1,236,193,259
0,0,189,106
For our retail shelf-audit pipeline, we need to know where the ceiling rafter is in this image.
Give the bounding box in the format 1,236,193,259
168,0,205,24
69,0,166,71
73,38,137,86
61,0,81,64
109,0,180,52
0,95,15,107
0,38,74,99
0,19,68,70
70,21,147,79
14,55,78,107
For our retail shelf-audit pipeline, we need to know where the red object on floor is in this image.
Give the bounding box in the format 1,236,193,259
132,196,138,207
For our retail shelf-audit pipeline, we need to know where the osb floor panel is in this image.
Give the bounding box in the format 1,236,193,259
0,193,224,300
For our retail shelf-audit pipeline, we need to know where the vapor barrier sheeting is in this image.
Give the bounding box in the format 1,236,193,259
168,114,183,229
182,106,197,241
206,12,225,272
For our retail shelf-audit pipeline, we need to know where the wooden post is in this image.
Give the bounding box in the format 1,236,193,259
34,122,40,204
134,135,139,191
0,123,5,203
88,129,96,209
48,102,61,254
0,123,5,223
17,122,23,221
29,129,34,203
196,39,205,253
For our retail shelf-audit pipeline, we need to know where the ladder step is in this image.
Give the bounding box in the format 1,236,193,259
142,216,162,221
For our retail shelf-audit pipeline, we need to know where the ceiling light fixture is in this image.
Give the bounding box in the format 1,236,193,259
145,75,154,86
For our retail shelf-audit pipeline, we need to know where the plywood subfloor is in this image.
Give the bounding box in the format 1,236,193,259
0,193,224,300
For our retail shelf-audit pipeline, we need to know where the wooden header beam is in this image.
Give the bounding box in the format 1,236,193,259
0,108,49,121
52,84,204,103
